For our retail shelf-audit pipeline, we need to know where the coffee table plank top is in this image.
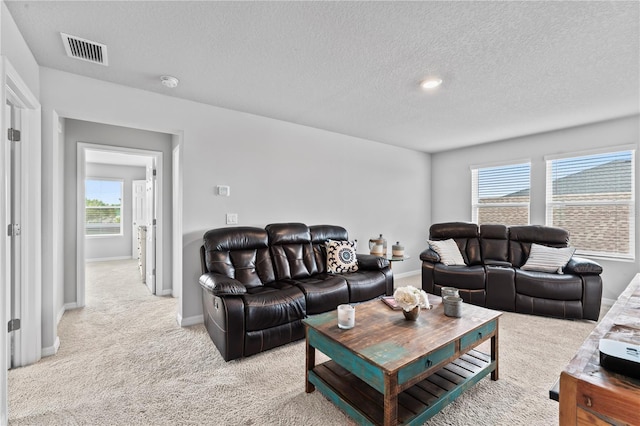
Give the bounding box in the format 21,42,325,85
304,297,501,373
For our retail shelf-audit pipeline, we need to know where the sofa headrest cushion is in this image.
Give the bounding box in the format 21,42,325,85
509,225,569,246
265,222,311,245
309,225,348,243
203,227,268,251
430,222,479,240
480,224,508,239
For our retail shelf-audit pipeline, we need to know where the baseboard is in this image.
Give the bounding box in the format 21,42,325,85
57,302,79,325
395,269,421,280
85,256,133,263
601,298,615,309
57,306,64,325
156,288,173,296
41,336,60,358
177,313,204,327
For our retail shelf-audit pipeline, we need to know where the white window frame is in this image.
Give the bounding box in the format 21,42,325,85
85,177,124,237
471,160,531,225
545,146,636,260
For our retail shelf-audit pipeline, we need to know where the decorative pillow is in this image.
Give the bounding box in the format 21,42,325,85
521,243,576,274
326,240,358,273
428,239,466,266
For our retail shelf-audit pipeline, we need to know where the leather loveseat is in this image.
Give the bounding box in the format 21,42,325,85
199,222,393,361
420,222,603,321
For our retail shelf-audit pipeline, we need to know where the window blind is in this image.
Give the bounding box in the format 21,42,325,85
546,150,635,258
472,162,530,226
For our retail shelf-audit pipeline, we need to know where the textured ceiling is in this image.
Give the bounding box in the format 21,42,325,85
6,1,639,153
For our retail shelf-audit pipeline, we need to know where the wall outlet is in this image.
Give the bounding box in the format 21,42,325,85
217,185,231,196
226,213,238,225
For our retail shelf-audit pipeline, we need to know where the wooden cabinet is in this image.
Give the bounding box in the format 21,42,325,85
559,274,640,425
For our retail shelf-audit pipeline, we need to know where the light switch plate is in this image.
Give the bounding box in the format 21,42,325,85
226,213,238,225
217,185,231,196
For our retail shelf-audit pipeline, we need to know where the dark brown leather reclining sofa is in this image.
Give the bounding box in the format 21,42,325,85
199,222,393,361
420,222,603,321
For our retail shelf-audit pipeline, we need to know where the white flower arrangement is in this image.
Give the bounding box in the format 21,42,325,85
393,285,432,312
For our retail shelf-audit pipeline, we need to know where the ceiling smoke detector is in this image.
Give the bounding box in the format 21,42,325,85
60,32,108,66
160,75,179,88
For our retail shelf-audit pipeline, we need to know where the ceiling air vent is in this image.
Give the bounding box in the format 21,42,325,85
60,32,108,66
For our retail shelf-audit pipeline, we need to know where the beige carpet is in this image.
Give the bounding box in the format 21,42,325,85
8,260,598,425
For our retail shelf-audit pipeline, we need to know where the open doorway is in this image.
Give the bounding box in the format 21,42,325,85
50,117,176,364
77,144,164,305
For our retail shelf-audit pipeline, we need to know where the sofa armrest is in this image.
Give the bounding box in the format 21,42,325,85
563,256,603,275
199,272,248,296
356,254,390,270
419,248,440,263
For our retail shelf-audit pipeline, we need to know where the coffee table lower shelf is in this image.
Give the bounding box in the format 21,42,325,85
309,349,493,426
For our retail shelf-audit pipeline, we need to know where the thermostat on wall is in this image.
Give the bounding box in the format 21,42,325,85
217,185,230,196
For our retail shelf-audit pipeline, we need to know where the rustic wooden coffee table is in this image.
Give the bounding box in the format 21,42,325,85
559,273,640,424
304,297,501,425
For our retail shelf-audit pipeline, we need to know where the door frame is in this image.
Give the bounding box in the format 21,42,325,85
0,57,42,422
77,143,163,306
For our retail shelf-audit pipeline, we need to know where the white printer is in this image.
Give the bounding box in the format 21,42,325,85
599,338,640,380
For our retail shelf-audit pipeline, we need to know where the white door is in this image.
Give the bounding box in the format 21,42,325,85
5,102,22,370
131,180,146,259
4,102,12,371
145,164,156,294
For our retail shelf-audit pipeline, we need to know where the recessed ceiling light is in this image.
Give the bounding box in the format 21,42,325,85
420,78,443,90
160,75,179,88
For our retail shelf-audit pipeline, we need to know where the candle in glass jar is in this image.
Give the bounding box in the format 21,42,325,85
337,304,355,329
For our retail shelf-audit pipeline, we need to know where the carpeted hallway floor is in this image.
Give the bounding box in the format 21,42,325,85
8,260,598,425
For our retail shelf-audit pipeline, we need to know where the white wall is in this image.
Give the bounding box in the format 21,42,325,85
84,163,146,261
40,67,431,330
1,2,38,96
63,118,173,305
431,115,640,300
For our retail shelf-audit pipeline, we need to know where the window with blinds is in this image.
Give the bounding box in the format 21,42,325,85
85,179,123,236
471,162,531,226
546,149,635,258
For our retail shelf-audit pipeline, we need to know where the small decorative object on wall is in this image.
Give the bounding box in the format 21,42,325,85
369,234,387,256
393,285,431,321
